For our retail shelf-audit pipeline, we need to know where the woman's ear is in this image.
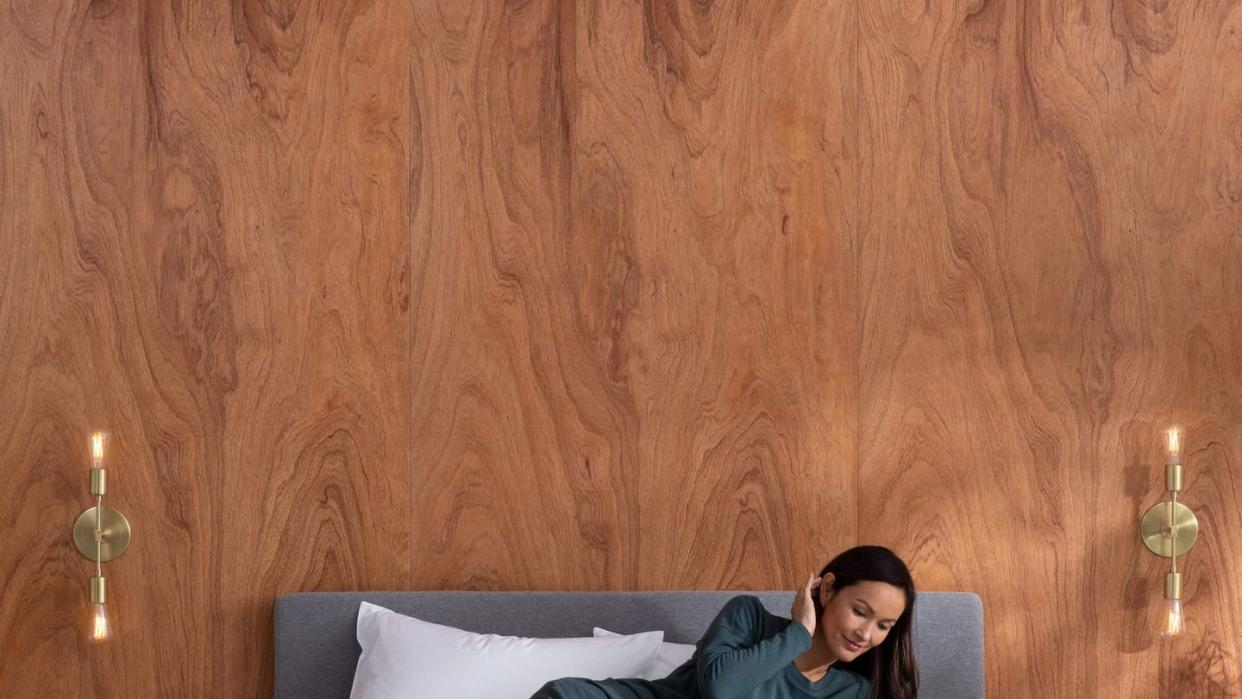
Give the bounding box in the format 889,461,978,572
818,573,836,607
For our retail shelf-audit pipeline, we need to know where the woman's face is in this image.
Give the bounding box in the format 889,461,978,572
817,577,906,662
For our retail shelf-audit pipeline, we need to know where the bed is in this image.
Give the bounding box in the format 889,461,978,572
275,590,984,698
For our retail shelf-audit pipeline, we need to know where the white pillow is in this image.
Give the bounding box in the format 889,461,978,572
593,626,696,680
350,602,664,699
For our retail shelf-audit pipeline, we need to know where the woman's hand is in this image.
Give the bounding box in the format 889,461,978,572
792,573,822,636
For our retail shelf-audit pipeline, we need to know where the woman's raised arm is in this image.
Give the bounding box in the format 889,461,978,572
694,592,813,699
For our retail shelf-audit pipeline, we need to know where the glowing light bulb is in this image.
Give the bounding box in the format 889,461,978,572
89,603,112,642
90,431,108,469
1161,599,1183,637
1165,426,1183,465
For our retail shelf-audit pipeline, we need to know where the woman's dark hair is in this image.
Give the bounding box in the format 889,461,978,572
812,545,919,699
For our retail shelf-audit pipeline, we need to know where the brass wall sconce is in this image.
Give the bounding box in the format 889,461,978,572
1139,425,1198,637
72,431,132,641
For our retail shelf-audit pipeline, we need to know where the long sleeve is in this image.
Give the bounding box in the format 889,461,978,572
694,596,813,699
531,595,866,699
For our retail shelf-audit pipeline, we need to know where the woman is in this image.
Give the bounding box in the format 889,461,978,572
533,545,919,699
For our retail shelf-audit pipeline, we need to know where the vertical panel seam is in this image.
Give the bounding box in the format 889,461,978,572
854,0,861,548
407,0,417,589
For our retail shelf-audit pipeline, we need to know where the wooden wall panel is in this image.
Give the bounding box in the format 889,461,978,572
0,1,410,696
410,0,858,591
4,0,1240,696
859,1,1242,697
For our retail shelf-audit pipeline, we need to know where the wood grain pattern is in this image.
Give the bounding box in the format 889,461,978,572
3,0,1240,697
859,1,1242,697
0,1,409,696
409,0,858,591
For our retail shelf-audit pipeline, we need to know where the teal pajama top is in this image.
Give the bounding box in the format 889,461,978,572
532,595,871,699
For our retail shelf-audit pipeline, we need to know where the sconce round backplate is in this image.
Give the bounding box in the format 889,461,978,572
73,506,131,562
1140,501,1198,558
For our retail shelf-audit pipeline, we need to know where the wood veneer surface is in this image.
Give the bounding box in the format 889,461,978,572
0,1,410,695
858,1,1242,696
409,0,858,592
1,1,1239,697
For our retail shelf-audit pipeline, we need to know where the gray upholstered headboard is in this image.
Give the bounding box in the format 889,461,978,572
275,590,984,698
